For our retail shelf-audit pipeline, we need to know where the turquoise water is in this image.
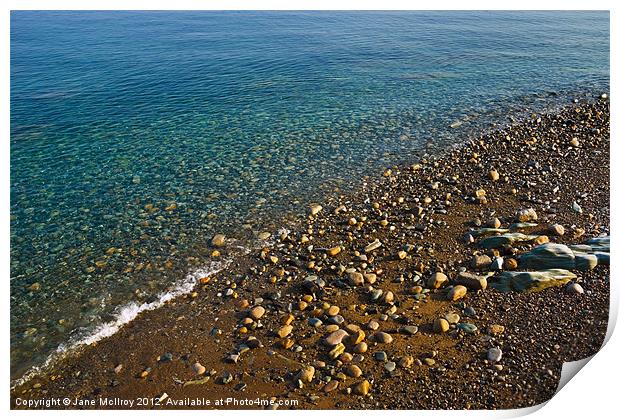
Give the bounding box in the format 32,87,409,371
10,11,609,379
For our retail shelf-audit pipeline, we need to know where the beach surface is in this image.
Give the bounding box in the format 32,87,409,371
11,98,610,410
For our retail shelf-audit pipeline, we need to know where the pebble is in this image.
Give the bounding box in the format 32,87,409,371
325,329,349,346
353,380,371,396
299,365,315,383
487,347,503,362
249,306,265,320
348,271,365,286
516,208,538,222
488,324,505,335
329,343,346,359
399,325,419,335
277,325,293,338
374,351,388,361
433,318,450,333
444,313,460,324
310,204,323,215
456,323,478,334
427,272,448,289
346,365,363,378
365,239,382,253
371,332,393,344
192,362,206,375
308,318,323,327
211,234,226,247
549,223,565,236
353,342,368,353
398,356,414,368
324,380,339,393
327,246,342,257
566,283,584,294
470,254,492,269
447,285,467,301
489,169,500,181
504,258,518,270
384,361,397,372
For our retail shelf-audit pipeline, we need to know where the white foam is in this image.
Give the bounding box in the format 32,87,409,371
11,260,230,389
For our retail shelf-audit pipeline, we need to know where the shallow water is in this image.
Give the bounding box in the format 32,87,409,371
10,11,609,379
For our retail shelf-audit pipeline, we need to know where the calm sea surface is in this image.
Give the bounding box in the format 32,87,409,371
10,11,609,379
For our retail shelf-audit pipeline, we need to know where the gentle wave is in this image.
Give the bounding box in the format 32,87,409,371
10,260,231,389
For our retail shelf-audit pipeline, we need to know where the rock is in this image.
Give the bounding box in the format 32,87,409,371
308,318,323,328
595,252,610,265
565,283,584,294
427,272,448,289
327,246,342,257
488,324,505,335
444,313,460,324
447,285,467,301
346,365,363,378
570,137,580,147
470,254,492,269
489,169,500,181
371,332,393,344
575,253,598,270
572,201,583,214
192,362,206,375
258,232,271,240
398,356,414,368
487,347,503,362
491,269,577,292
370,289,383,301
479,233,540,249
27,283,41,292
364,239,382,253
384,361,397,372
504,258,518,270
519,243,575,270
455,271,489,290
298,365,315,383
433,318,449,333
249,306,265,320
348,272,365,286
324,380,339,393
490,257,503,270
549,224,565,236
516,208,538,222
456,323,478,334
353,380,371,396
382,290,395,304
325,329,349,346
367,320,380,331
211,234,226,247
374,351,387,361
329,343,346,359
353,342,368,353
277,325,293,338
327,306,340,316
399,325,419,335
423,358,436,366
348,329,366,345
309,204,323,216
363,273,377,284
486,217,501,228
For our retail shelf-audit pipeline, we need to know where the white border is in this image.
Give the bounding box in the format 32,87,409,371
2,2,617,420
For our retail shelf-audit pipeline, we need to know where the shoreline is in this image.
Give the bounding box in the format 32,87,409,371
11,96,610,409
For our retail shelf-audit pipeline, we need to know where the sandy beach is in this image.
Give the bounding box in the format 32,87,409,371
11,97,610,410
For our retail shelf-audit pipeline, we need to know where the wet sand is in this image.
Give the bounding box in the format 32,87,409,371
11,97,610,410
